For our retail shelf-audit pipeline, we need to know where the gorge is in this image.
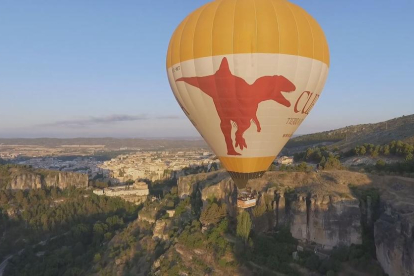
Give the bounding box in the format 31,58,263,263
178,170,414,276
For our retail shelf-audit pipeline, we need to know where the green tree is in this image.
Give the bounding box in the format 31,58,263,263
252,203,267,218
324,156,342,170
375,159,386,170
0,191,8,205
319,156,327,168
237,210,252,243
305,254,321,271
93,221,109,244
125,179,134,189
118,169,125,177
106,215,124,230
383,145,390,155
15,190,24,203
95,181,108,189
360,146,367,155
200,202,226,226
371,148,379,158
93,253,101,263
297,162,310,172
50,187,59,199
327,270,336,276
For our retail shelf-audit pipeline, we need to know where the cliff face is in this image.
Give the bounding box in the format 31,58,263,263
44,171,88,189
178,170,414,276
289,193,362,249
9,173,43,190
6,170,88,190
374,177,414,276
178,170,364,249
178,171,238,216
375,207,414,276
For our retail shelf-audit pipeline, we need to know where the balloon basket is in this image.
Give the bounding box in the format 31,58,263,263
237,187,257,209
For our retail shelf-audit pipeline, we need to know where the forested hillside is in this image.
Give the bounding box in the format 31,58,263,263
286,114,414,150
1,188,139,275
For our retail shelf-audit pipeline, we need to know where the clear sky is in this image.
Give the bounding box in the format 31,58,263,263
0,0,413,138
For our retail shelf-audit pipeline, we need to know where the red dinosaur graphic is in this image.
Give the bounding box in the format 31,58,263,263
176,57,296,156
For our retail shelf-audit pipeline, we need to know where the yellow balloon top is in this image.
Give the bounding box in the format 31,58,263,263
167,0,330,69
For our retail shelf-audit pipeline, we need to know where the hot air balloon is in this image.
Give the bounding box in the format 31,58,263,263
167,0,329,208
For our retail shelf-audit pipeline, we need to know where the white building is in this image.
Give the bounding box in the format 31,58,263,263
276,156,294,165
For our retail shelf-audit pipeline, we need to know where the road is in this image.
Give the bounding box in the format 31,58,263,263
0,255,12,276
0,232,69,276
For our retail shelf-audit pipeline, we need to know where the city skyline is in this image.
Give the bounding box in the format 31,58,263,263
1,0,413,138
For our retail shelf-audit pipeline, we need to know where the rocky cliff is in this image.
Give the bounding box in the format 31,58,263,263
374,177,414,276
178,170,414,275
289,193,362,249
179,170,366,249
3,167,88,190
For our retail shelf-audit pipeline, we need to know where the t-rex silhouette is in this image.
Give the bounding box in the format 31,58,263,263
176,57,296,156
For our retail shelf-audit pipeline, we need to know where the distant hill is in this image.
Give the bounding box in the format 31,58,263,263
286,114,414,151
2,114,413,153
0,137,208,150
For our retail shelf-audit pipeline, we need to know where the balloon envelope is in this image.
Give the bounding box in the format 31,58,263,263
167,0,329,188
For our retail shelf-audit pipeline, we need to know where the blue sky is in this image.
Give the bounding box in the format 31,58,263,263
0,0,413,138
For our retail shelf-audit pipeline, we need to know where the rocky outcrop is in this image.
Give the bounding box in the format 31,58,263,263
178,170,364,249
178,171,237,216
9,173,43,190
375,208,414,276
374,177,414,276
6,171,88,190
290,193,362,249
152,219,172,241
44,171,88,189
178,171,229,198
178,170,414,276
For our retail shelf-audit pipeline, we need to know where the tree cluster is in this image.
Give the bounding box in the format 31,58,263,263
0,187,138,275
200,202,227,226
279,162,314,172
236,211,251,243
371,159,414,175
236,228,299,275
346,140,414,161
286,132,346,148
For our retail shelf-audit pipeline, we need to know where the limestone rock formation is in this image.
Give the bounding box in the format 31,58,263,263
177,171,228,198
178,170,414,276
6,170,88,190
375,208,414,276
178,170,365,249
374,176,414,276
290,194,362,249
152,219,172,241
43,171,88,189
178,171,237,216
9,173,43,190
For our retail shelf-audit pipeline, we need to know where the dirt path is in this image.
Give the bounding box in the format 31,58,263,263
0,255,12,276
248,261,286,276
385,189,414,207
0,232,69,275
